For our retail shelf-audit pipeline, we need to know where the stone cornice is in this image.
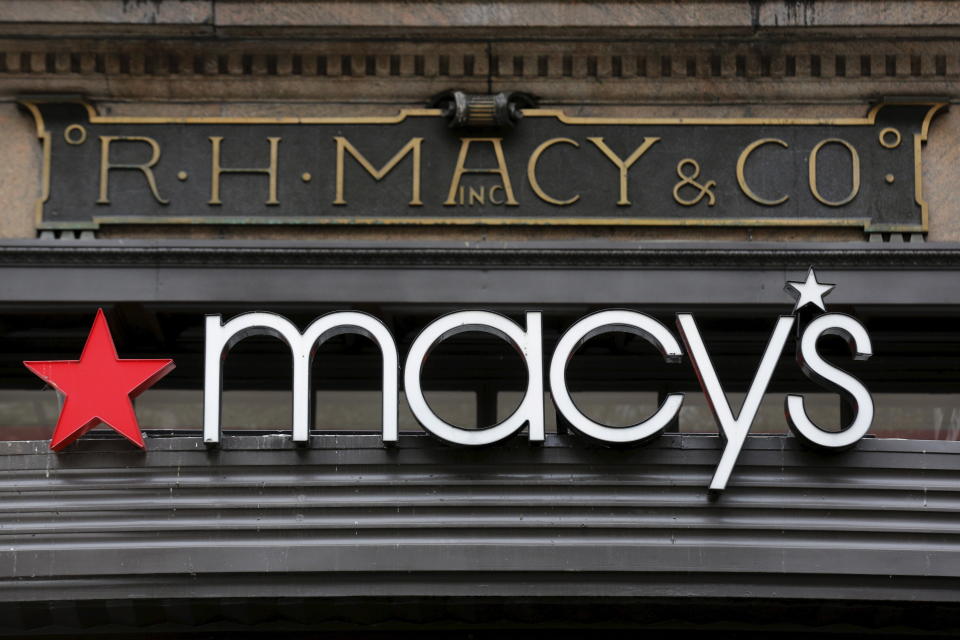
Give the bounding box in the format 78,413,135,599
1,35,958,102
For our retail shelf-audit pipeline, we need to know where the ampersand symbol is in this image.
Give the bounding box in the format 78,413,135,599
673,158,717,207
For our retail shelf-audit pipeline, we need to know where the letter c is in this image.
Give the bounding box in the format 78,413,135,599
736,138,789,206
550,310,683,444
527,138,581,206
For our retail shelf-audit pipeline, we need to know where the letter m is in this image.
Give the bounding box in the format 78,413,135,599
334,137,423,206
203,311,398,445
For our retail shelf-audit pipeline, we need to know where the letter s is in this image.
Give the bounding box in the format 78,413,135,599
786,313,873,449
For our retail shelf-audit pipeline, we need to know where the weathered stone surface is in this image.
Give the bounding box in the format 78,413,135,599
923,109,960,243
0,0,956,243
758,1,960,28
0,104,40,239
0,0,212,25
212,2,748,29
212,1,960,30
2,0,959,33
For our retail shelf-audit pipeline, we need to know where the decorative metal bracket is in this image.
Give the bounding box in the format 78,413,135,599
430,91,538,128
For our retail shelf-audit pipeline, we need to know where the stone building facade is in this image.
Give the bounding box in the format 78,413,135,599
2,2,960,638
2,1,959,242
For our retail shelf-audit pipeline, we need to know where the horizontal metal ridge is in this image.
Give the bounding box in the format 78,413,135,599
1,431,957,453
0,484,958,510
0,465,957,489
3,540,960,579
2,506,958,534
4,239,960,269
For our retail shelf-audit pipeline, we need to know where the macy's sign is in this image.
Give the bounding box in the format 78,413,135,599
26,268,871,493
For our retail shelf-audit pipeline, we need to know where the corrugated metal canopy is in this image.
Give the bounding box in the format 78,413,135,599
0,433,958,635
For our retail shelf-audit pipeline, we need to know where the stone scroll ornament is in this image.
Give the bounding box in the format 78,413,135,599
24,270,872,493
19,99,944,233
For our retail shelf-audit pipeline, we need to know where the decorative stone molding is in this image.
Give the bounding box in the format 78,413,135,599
0,39,958,102
2,41,958,80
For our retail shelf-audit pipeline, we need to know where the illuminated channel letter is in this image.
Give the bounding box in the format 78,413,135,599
203,311,398,445
527,138,581,206
444,138,519,206
334,137,423,206
736,138,790,206
808,138,860,207
97,136,168,205
550,310,684,443
208,136,281,205
587,136,660,206
786,313,874,449
677,313,795,492
404,311,543,445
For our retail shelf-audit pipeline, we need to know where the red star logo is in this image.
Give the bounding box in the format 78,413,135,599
23,309,175,451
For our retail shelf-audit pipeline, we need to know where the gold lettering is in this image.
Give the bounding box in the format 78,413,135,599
527,138,581,206
809,138,860,207
444,138,518,206
672,158,716,207
468,186,484,206
334,137,423,206
736,138,789,206
587,136,660,206
97,136,168,205
489,185,505,205
208,136,280,206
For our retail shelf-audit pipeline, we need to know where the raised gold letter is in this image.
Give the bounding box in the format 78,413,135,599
527,138,580,206
444,138,518,206
587,136,660,206
468,186,484,206
97,136,168,205
209,136,281,206
809,138,860,207
334,137,423,206
736,138,789,206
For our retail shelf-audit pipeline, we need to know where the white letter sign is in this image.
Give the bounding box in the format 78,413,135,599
550,310,684,443
203,311,398,445
403,311,544,446
676,313,795,493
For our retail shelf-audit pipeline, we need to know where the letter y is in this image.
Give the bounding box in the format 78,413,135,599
676,314,794,493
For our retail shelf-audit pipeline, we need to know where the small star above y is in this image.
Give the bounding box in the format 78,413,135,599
23,309,175,451
785,267,835,313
